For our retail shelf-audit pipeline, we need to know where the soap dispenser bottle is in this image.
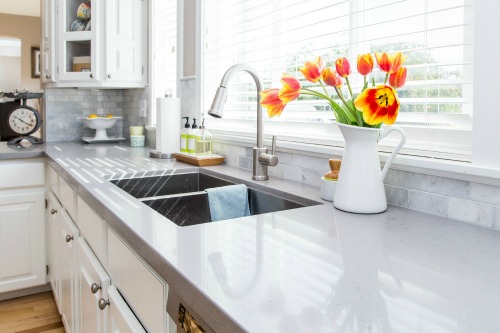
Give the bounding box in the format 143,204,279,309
180,117,190,153
187,118,199,154
196,115,212,155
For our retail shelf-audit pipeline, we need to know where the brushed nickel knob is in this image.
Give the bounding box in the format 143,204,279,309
107,74,111,78
90,73,94,78
65,235,74,242
46,74,51,79
91,283,102,294
98,298,110,310
50,208,57,215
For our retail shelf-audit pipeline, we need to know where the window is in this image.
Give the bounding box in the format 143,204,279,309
150,0,178,125
202,0,474,160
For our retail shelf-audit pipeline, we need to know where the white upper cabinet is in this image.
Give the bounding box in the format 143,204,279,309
41,0,56,83
105,0,146,85
56,0,99,83
42,0,147,88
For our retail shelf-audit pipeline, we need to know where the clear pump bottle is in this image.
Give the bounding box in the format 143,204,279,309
180,117,190,153
196,116,212,155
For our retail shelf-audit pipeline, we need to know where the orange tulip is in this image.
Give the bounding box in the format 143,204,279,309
278,73,301,103
357,53,374,76
353,85,400,125
299,56,325,82
375,52,406,74
335,57,351,78
389,67,407,88
322,68,342,87
260,88,285,118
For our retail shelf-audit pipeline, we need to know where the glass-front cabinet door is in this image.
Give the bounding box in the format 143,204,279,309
57,0,99,82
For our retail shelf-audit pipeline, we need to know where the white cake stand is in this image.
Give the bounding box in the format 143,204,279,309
79,117,124,143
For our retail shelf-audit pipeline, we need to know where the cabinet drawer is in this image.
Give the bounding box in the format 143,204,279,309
77,196,106,264
0,160,44,189
59,176,76,221
46,163,59,197
107,229,166,333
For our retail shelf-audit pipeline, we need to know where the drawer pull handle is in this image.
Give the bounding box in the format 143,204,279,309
90,73,94,78
50,208,57,215
91,283,102,294
65,235,74,243
98,298,110,310
46,74,51,79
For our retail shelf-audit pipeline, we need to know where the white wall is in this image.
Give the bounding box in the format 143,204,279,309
0,56,21,90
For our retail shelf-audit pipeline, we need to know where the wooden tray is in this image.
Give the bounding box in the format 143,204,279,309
173,152,225,166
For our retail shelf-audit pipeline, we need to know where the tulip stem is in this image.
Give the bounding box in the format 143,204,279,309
333,87,362,126
301,88,356,124
345,77,355,100
319,81,331,99
384,73,389,84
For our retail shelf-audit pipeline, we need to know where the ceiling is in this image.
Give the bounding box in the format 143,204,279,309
0,0,40,17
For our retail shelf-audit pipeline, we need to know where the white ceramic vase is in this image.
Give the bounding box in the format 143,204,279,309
333,123,406,214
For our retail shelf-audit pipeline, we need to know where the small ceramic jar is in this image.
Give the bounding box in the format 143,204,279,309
320,176,337,201
130,135,145,147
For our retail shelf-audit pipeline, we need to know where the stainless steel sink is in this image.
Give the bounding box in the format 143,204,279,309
110,172,233,199
111,172,321,227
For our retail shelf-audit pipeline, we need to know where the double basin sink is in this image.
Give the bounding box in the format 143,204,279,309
110,171,321,227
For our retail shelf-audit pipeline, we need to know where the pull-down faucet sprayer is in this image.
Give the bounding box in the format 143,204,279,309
208,64,278,180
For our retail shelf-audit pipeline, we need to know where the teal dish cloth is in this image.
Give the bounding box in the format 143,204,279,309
206,184,250,222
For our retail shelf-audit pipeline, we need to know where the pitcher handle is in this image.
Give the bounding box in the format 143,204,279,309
379,125,406,180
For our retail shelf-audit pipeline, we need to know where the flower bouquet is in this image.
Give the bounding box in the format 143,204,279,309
259,52,407,128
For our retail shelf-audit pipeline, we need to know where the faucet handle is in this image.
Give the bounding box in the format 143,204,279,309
258,136,279,167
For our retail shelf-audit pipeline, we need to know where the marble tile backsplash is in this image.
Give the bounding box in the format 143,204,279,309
44,88,147,142
45,88,124,141
212,141,500,231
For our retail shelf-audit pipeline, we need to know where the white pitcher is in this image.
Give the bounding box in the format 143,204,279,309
333,123,406,214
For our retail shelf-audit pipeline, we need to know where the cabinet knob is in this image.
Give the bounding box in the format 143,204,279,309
65,235,74,243
50,208,57,215
107,74,112,78
98,298,110,310
91,283,102,294
46,74,51,79
90,73,94,78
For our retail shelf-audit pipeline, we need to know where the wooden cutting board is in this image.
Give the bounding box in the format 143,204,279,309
173,152,225,166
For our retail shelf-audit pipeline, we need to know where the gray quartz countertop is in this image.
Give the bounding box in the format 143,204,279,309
22,142,500,332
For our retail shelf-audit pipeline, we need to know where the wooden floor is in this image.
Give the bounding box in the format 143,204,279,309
0,291,65,333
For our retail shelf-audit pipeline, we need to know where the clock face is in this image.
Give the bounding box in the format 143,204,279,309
8,107,39,135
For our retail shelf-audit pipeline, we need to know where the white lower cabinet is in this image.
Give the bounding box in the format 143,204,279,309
76,238,110,333
58,208,80,333
0,188,46,293
46,169,173,333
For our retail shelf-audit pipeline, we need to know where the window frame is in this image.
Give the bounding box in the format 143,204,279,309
190,0,499,178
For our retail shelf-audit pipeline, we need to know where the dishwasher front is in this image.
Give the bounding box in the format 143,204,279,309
167,291,216,333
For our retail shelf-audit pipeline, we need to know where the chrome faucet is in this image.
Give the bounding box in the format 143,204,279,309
208,64,278,180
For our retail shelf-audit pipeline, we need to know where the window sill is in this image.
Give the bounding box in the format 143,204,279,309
212,132,500,187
